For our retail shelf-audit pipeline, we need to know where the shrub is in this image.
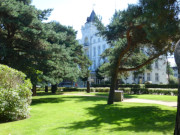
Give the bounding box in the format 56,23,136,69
119,84,145,88
145,84,178,88
0,64,32,122
169,75,178,85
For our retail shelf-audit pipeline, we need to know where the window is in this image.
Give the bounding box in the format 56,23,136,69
103,44,106,52
94,59,96,69
85,50,89,57
155,73,159,82
93,39,96,43
84,37,89,46
98,58,101,66
155,60,159,69
142,73,145,82
147,73,151,81
98,46,101,55
98,38,100,42
93,47,96,57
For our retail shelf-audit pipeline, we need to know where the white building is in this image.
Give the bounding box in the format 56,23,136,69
79,10,168,84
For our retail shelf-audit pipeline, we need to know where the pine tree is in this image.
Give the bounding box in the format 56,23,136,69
95,0,180,104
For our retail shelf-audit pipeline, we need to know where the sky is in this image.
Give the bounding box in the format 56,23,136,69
31,0,138,39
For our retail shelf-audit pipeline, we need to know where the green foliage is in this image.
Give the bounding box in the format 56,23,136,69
169,75,178,84
166,62,174,75
95,67,104,80
0,64,32,122
0,1,91,90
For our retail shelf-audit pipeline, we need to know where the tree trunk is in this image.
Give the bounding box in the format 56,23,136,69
115,79,119,90
45,86,48,93
174,70,180,135
108,72,118,105
51,84,57,94
32,85,36,96
87,80,90,93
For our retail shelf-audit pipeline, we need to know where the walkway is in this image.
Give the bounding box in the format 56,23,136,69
123,98,177,107
62,93,177,107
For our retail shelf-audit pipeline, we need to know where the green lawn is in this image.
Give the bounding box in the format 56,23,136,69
0,93,176,135
61,92,177,102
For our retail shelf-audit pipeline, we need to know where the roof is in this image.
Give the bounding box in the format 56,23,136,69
86,10,96,23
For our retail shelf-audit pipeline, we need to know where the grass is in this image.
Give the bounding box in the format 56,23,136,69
0,93,177,135
59,92,177,102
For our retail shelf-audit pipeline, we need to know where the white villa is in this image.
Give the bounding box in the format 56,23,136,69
79,10,168,84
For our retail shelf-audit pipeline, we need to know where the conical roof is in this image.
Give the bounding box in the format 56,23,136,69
86,10,96,23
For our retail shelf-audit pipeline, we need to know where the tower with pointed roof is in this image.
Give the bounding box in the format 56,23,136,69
79,10,109,84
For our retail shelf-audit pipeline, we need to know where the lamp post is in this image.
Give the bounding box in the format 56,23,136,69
174,40,180,135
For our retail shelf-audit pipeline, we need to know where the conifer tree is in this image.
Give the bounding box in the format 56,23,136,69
95,0,180,104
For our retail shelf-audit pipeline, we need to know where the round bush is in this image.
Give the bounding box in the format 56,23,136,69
0,64,32,122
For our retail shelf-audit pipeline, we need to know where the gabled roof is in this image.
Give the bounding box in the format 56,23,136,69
86,10,96,23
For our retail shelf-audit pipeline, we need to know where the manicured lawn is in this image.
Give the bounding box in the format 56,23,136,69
69,92,177,102
0,94,176,135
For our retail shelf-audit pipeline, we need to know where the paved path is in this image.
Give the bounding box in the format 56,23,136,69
123,98,177,107
62,93,177,107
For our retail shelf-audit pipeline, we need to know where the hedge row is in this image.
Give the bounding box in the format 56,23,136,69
37,86,178,96
119,88,178,95
61,87,178,96
92,84,178,89
145,84,178,88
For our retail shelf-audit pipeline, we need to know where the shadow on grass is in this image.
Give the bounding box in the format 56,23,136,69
93,93,139,99
31,97,65,106
36,92,64,96
62,96,107,102
57,104,175,134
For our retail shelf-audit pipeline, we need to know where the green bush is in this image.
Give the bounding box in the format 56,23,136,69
169,75,178,85
119,84,145,88
0,64,32,122
145,84,178,88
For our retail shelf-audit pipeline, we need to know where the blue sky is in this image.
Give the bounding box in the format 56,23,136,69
31,0,138,39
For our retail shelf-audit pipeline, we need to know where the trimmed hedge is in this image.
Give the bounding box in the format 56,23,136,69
91,84,111,87
37,86,178,96
119,87,178,95
92,84,178,89
145,84,178,88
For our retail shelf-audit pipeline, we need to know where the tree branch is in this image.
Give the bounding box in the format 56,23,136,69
118,46,170,72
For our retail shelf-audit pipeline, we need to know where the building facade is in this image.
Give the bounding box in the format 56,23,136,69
79,10,168,84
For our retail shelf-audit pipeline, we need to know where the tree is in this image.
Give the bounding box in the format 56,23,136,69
95,0,180,104
95,67,105,81
0,0,53,95
40,22,91,93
